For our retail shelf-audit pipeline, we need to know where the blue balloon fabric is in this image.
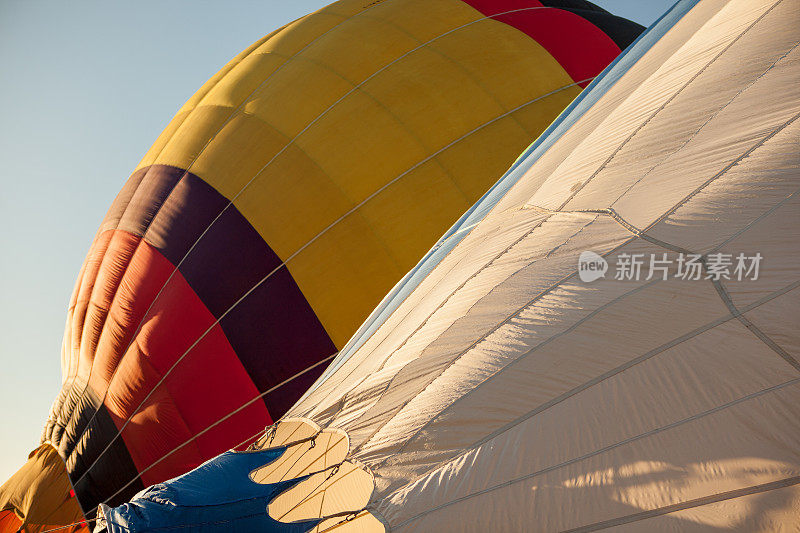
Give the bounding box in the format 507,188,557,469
96,447,323,533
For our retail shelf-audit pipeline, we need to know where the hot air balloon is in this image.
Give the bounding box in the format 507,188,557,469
0,0,643,530
95,0,800,530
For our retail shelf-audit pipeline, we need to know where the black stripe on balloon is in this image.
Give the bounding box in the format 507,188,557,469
215,262,337,418
64,388,144,516
541,0,645,51
124,165,337,419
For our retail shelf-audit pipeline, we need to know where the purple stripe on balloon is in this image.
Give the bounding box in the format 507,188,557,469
110,164,336,419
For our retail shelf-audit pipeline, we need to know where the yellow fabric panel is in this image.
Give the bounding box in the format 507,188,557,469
137,1,357,174
281,2,577,346
249,0,384,59
423,114,531,203
289,213,404,348
0,444,84,531
192,113,290,200
369,0,481,43
184,27,281,113
250,11,344,59
137,29,278,170
294,89,429,201
294,11,420,86
147,104,235,174
432,87,581,201
137,109,193,174
244,57,357,140
358,45,505,152
357,159,470,269
232,133,354,259
510,82,583,133
198,51,288,112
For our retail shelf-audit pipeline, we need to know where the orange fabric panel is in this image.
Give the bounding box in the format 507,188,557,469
0,510,22,533
78,232,141,384
105,342,204,486
102,238,270,485
0,445,85,532
87,231,175,392
64,231,115,387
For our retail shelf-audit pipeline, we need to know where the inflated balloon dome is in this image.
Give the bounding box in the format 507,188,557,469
0,0,642,529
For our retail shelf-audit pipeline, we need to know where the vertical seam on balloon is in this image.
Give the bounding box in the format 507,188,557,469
389,376,800,529
554,0,784,212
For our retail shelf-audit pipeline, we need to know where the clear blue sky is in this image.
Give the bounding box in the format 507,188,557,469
0,1,673,483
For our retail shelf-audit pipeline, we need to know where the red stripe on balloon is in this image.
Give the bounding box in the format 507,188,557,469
98,231,271,486
461,0,621,87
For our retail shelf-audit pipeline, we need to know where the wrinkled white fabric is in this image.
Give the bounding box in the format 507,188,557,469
288,0,800,530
